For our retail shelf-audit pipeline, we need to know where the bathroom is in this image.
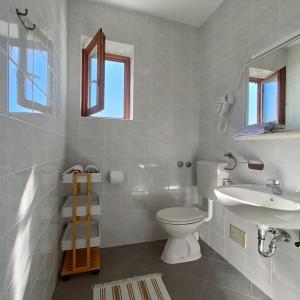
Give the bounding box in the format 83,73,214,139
1,0,300,299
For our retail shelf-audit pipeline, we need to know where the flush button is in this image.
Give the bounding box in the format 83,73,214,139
177,161,184,167
186,161,192,167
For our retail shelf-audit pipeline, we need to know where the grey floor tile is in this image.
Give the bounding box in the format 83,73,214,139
163,272,206,300
212,251,228,264
199,240,228,264
199,240,217,259
202,282,252,300
173,257,212,280
252,284,272,300
207,260,252,296
52,240,270,300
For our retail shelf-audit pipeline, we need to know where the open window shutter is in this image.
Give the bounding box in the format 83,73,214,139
82,28,105,116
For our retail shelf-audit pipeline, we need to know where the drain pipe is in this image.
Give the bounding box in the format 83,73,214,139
258,226,291,258
202,199,213,223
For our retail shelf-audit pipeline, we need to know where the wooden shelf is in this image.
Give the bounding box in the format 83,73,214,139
63,172,103,183
62,194,101,217
60,172,101,278
61,247,100,277
62,222,101,251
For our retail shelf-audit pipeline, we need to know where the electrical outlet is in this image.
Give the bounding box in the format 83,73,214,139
230,224,246,248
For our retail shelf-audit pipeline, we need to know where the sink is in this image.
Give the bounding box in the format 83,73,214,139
214,184,300,229
215,184,300,211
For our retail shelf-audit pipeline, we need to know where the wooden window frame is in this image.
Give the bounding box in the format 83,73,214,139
81,29,105,116
105,53,131,120
249,66,286,125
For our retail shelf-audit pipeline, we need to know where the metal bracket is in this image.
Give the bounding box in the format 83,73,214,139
16,8,36,31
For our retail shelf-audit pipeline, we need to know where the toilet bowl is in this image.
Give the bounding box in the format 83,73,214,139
156,206,206,264
156,161,228,264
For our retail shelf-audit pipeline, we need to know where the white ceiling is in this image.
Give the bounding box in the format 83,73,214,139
87,0,224,27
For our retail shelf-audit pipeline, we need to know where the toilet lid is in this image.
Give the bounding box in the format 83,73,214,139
156,207,203,224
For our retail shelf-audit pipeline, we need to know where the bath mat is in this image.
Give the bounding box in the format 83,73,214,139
93,273,171,300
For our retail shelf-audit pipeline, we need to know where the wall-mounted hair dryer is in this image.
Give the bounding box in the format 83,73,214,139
216,94,235,134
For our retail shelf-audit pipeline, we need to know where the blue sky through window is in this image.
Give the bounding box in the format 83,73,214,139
263,80,278,122
8,46,48,113
9,59,32,113
248,82,258,125
33,49,48,99
89,54,97,108
93,59,125,119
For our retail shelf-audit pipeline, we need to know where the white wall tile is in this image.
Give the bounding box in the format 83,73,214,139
0,0,67,298
198,0,300,299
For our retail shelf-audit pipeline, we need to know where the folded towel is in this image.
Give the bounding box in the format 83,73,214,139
63,164,84,174
85,164,101,173
234,122,274,137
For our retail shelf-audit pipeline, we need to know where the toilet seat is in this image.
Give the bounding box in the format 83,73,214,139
156,207,203,225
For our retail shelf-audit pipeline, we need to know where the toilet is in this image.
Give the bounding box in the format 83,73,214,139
156,161,227,264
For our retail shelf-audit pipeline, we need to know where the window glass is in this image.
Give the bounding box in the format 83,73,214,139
8,45,49,114
33,84,47,109
94,59,125,119
33,49,48,96
263,78,278,122
248,81,258,125
9,59,32,113
88,49,98,108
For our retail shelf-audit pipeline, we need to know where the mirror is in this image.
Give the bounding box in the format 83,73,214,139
245,34,300,130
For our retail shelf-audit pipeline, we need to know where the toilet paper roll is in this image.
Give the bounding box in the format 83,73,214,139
109,171,124,184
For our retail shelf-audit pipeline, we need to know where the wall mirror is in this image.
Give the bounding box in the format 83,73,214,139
245,34,300,131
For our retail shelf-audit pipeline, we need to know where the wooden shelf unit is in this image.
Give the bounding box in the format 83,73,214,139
62,194,101,217
61,173,101,278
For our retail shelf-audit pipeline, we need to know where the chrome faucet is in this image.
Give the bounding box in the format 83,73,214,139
266,178,282,195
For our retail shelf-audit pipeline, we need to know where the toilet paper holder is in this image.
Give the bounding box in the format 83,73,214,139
109,171,124,184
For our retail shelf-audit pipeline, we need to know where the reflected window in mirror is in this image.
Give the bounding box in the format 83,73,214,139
7,28,52,115
248,67,286,125
245,35,300,131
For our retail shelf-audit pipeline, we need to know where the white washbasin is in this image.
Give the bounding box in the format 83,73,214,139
214,184,300,211
214,184,300,229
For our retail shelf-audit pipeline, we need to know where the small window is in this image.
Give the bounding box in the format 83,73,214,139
81,30,132,119
248,67,286,125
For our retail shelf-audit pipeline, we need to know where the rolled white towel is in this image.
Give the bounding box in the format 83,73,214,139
63,164,84,174
85,164,101,173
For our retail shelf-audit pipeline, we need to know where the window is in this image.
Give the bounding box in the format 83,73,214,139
81,29,132,119
94,53,130,119
248,67,286,125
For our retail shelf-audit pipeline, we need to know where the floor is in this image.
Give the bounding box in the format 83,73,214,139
52,240,271,300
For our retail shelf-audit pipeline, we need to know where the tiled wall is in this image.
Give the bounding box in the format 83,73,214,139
197,0,300,299
0,0,67,299
66,0,202,247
